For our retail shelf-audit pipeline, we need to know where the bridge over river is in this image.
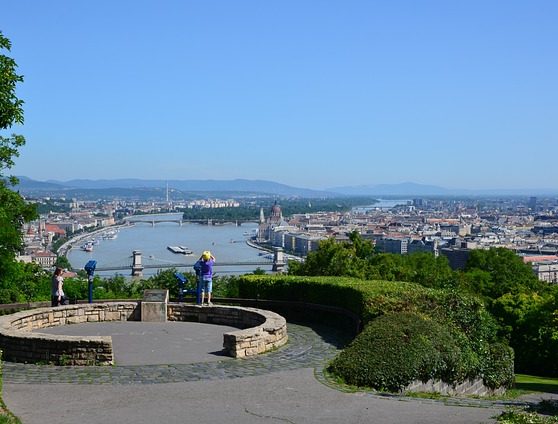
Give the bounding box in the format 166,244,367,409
124,214,258,227
74,249,286,276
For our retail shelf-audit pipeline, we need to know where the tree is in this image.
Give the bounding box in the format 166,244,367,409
0,32,26,179
491,287,558,376
288,235,373,279
404,252,455,289
0,31,37,286
54,255,72,270
464,248,544,299
0,261,50,303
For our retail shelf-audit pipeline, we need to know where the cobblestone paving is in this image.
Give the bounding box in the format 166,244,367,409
2,322,550,411
3,323,350,386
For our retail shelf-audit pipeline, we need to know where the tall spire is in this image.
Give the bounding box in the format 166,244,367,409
259,207,265,224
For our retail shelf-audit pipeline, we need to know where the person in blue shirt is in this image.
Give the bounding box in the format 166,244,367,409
194,250,215,306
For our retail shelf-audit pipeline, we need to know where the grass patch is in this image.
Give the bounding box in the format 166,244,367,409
496,409,558,423
0,391,21,424
514,374,558,395
472,374,558,401
404,391,446,400
496,400,558,424
322,369,558,402
0,411,21,424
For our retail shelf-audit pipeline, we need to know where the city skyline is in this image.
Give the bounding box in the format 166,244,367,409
2,1,557,190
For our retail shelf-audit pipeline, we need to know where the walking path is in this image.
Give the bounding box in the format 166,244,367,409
1,320,551,424
3,322,346,385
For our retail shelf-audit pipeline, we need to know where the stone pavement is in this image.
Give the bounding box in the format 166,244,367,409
3,322,347,385
0,320,541,424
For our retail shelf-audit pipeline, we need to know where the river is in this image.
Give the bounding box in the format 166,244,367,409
352,199,411,213
67,216,267,277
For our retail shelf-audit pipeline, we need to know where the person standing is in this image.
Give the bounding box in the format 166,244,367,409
51,267,66,307
194,251,215,306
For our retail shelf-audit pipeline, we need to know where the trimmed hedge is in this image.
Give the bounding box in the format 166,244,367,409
328,312,476,391
237,275,514,391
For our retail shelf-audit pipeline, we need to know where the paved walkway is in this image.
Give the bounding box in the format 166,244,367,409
1,320,546,424
3,322,347,385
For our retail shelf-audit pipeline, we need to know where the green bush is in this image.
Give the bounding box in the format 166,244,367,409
62,277,88,300
327,312,476,391
237,275,514,391
237,276,498,339
482,342,515,389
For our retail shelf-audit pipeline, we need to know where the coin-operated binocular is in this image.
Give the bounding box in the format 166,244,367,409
174,272,201,304
84,260,97,304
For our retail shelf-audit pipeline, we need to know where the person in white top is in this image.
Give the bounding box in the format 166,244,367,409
51,267,66,306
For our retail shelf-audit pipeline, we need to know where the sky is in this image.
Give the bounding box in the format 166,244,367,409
2,1,557,190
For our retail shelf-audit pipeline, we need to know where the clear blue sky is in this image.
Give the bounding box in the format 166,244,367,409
2,1,557,190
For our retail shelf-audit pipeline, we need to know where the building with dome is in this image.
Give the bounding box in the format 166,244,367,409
257,201,287,243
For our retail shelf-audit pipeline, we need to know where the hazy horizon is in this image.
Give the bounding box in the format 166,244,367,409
15,175,558,196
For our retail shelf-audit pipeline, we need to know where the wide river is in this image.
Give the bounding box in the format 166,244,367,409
67,201,407,277
67,215,267,277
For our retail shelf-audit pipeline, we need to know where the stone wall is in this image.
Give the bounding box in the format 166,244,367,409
168,304,288,358
0,303,139,365
0,302,288,365
403,378,506,397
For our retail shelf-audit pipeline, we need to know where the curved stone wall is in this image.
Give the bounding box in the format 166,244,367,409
0,302,288,365
168,304,288,358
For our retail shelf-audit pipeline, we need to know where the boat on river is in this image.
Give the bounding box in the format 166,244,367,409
167,246,194,255
81,242,94,252
103,230,118,240
178,246,194,255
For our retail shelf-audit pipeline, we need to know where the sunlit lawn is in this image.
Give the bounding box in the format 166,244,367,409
514,374,558,395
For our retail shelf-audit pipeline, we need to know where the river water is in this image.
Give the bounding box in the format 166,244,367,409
67,216,267,277
352,199,411,213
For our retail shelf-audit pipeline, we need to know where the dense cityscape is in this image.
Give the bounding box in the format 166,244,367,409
19,193,558,283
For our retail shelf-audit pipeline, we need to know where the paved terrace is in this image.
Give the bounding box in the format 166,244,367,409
2,319,552,424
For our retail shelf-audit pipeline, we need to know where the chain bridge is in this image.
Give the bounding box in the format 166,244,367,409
77,249,286,276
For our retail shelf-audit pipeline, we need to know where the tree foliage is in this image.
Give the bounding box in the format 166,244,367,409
464,248,544,299
237,274,513,391
288,234,558,377
0,31,25,177
492,287,558,376
289,232,454,289
0,31,37,284
0,261,50,303
289,235,373,279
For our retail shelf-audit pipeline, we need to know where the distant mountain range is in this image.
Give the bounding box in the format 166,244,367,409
13,177,557,199
14,177,337,198
327,182,558,197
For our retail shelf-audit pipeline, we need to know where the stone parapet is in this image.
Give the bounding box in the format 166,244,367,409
167,304,288,358
0,302,139,365
0,302,288,365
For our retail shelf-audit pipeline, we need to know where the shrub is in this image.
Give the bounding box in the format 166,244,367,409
327,312,475,391
237,275,514,391
482,342,515,389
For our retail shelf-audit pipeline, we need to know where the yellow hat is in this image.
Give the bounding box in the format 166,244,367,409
202,251,211,260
